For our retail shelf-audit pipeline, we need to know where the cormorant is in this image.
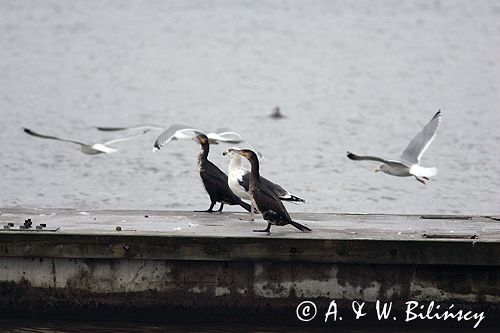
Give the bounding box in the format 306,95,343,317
194,134,252,213
232,148,311,233
223,148,305,221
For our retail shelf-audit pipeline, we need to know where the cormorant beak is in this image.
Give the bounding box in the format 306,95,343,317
374,168,381,173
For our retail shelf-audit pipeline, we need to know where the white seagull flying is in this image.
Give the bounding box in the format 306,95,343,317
347,109,442,184
23,127,150,155
95,123,248,151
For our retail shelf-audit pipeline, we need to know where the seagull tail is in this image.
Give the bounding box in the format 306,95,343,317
280,194,306,203
410,165,437,178
290,220,312,233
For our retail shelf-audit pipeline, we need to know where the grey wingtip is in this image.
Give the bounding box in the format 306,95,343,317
95,126,127,131
346,151,356,160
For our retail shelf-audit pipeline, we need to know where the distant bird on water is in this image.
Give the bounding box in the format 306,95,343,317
347,109,442,184
269,106,285,119
194,134,252,213
22,127,150,155
223,148,305,221
231,148,311,234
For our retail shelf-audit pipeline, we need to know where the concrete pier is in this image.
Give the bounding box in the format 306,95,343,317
0,208,499,328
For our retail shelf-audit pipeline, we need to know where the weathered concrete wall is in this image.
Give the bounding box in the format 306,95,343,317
0,209,499,327
0,256,498,326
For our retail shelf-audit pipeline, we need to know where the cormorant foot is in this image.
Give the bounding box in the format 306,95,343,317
194,209,215,213
253,222,271,234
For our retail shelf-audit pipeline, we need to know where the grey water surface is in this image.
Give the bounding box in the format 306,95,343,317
1,0,499,215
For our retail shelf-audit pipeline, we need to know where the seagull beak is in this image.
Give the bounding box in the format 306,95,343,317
222,150,228,156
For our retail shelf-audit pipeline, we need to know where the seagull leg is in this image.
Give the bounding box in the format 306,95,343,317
253,222,271,234
415,176,427,185
194,201,216,213
240,202,255,221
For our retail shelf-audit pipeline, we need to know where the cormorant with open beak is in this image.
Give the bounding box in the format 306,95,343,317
232,148,311,233
194,134,252,213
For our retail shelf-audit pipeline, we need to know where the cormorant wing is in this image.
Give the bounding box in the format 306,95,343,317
255,184,293,223
399,109,441,165
201,160,242,204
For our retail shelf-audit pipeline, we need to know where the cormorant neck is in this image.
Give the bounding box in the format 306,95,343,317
248,155,260,181
198,142,209,161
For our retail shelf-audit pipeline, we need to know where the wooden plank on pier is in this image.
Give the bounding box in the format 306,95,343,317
0,208,499,266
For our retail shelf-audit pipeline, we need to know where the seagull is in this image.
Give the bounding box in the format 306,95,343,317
347,109,442,184
153,125,250,151
22,127,150,155
193,134,252,213
147,124,262,156
231,148,311,234
223,148,305,221
97,123,249,150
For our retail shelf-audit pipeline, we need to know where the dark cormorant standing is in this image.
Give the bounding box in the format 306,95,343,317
223,148,305,221
233,149,311,233
194,134,252,213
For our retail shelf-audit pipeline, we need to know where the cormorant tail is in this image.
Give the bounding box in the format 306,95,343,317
290,220,312,233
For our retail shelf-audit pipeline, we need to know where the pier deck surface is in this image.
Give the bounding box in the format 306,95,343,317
1,208,499,265
0,208,499,327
